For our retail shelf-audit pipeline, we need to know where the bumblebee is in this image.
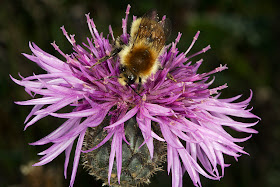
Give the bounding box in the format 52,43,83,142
93,9,171,90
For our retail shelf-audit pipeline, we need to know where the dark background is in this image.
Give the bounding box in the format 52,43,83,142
1,0,279,186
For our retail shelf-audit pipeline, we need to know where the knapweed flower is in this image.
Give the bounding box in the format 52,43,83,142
12,5,259,187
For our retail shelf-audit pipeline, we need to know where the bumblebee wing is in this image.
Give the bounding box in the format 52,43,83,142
140,9,171,39
133,9,169,52
142,9,159,22
160,17,172,40
132,9,159,43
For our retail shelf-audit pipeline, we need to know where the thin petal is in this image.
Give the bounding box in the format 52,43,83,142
104,106,139,129
70,129,86,187
64,142,74,179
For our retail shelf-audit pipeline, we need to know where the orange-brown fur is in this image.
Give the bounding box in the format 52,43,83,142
123,44,157,78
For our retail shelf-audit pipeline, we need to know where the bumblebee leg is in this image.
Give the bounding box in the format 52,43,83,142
90,47,122,69
90,56,110,69
92,75,118,82
90,37,124,69
115,36,125,47
158,66,177,82
167,73,177,82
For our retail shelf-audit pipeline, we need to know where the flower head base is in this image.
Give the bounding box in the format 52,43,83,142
12,4,259,187
82,116,167,186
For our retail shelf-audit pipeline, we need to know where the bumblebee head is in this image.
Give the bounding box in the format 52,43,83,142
118,65,136,86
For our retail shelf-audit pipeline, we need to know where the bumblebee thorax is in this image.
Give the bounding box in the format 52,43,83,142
124,44,157,76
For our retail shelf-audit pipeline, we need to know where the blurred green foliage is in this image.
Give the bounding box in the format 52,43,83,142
1,0,279,186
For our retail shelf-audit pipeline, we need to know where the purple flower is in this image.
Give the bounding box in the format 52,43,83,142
12,5,259,187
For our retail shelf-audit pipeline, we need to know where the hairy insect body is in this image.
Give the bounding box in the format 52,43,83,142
92,10,170,91
118,16,168,87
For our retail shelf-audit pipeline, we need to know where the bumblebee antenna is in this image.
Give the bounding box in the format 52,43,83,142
127,83,141,97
